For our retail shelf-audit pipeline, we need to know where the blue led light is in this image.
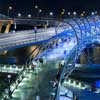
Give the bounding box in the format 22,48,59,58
95,80,100,88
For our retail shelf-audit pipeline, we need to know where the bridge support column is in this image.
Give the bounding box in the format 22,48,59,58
5,20,13,33
0,21,3,33
44,24,47,30
93,47,100,63
36,96,40,100
80,55,87,64
5,22,11,33
32,47,40,58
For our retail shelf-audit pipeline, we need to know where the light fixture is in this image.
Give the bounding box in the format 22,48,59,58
81,13,84,17
49,12,53,16
68,12,71,16
95,11,97,14
73,11,77,16
91,12,95,15
39,9,42,13
9,6,12,10
18,13,21,17
35,5,38,9
28,14,32,18
83,11,85,14
8,75,11,79
61,9,65,15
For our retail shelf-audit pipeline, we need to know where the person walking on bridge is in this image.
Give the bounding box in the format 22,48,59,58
34,26,37,41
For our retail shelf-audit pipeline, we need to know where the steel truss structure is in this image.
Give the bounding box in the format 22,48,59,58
0,15,100,100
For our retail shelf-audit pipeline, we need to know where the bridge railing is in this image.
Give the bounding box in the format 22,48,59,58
0,64,24,73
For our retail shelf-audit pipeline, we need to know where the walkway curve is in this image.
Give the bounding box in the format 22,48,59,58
0,15,100,100
27,15,100,100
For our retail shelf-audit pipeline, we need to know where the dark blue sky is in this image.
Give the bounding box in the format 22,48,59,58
0,0,100,15
1,0,100,8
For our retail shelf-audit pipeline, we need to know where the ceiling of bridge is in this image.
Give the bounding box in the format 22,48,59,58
70,45,100,84
70,64,100,83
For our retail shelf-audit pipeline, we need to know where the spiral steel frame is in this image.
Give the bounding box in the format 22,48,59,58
0,15,99,100
55,15,100,100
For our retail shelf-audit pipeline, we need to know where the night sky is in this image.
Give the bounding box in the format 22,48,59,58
0,0,100,15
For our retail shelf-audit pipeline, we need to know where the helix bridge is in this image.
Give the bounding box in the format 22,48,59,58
0,15,100,100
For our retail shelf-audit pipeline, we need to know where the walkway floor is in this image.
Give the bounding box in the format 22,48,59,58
11,61,59,100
